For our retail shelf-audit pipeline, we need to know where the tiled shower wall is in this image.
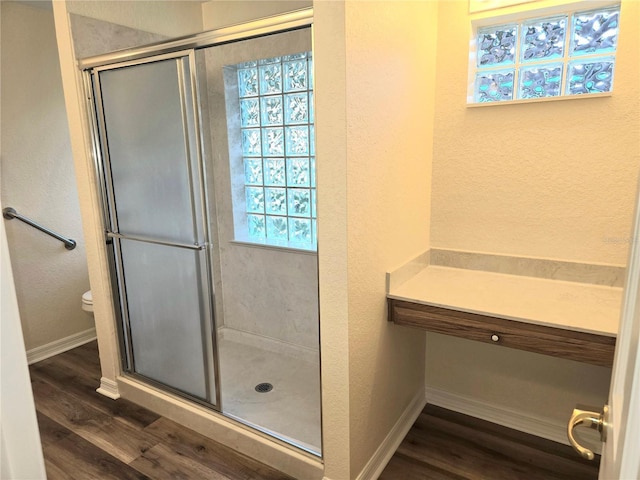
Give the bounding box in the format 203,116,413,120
69,14,166,60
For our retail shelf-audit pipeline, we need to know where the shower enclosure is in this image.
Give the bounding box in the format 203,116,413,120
83,15,321,455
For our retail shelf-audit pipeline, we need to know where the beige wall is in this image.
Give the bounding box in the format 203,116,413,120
202,0,312,30
1,1,91,352
316,1,438,477
431,0,639,264
314,3,351,476
344,1,437,475
427,0,640,434
52,0,637,477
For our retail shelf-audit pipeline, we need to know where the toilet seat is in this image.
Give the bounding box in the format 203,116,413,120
82,290,93,313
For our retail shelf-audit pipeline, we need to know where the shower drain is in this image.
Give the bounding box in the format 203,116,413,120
255,383,273,393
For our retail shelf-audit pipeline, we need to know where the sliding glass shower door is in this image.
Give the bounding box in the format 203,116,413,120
85,24,320,455
93,53,219,406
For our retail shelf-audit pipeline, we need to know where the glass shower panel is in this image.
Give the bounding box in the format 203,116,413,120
198,27,321,455
98,59,199,243
120,239,210,400
95,53,218,407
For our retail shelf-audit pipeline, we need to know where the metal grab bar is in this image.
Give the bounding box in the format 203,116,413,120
3,207,77,250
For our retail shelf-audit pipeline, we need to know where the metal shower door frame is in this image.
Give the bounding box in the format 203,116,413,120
79,8,321,454
86,49,222,410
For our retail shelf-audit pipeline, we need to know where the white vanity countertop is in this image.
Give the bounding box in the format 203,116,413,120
388,265,623,337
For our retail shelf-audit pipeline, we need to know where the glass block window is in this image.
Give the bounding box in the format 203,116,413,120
471,5,620,103
233,52,316,249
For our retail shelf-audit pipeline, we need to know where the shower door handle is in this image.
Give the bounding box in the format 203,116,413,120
106,232,207,251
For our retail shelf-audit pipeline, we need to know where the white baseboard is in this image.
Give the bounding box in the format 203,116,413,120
355,389,427,480
425,386,569,446
27,328,97,365
96,376,120,399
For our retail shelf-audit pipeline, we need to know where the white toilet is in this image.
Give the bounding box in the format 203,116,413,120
82,290,94,316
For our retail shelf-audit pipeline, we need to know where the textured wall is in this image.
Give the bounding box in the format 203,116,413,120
427,0,639,434
316,2,438,476
430,0,639,265
202,0,312,30
314,2,351,477
1,1,91,351
343,2,437,475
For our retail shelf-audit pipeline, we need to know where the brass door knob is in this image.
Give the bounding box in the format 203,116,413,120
567,405,608,460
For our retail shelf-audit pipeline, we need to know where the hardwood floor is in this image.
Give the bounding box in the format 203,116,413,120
30,342,600,479
29,341,294,480
380,405,600,480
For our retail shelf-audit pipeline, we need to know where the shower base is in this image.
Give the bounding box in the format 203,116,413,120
218,330,321,455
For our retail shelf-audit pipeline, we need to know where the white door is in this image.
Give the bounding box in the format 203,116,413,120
0,205,47,479
568,179,640,480
600,177,640,478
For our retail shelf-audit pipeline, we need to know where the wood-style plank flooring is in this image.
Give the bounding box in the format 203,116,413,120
30,342,600,479
380,405,599,480
29,341,294,480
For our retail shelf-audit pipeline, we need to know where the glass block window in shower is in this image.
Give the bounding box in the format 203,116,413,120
470,5,620,104
227,53,316,250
